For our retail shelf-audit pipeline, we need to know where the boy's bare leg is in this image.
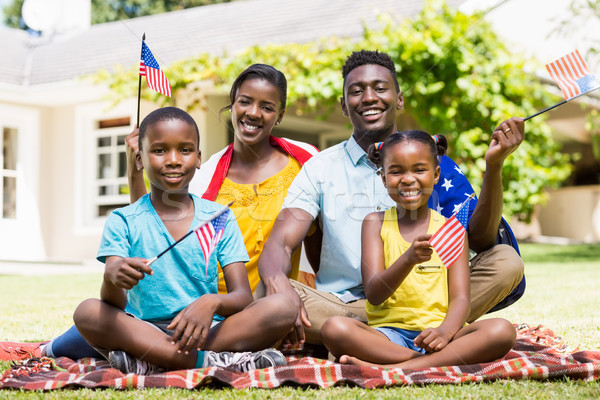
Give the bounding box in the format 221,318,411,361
75,294,296,370
321,316,421,364
204,294,297,351
341,318,515,369
74,299,197,370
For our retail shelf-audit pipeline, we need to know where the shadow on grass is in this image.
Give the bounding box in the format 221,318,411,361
520,243,600,263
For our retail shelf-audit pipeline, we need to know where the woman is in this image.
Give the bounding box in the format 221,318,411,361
187,64,318,293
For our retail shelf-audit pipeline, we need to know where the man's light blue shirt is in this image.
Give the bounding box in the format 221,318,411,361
283,135,395,298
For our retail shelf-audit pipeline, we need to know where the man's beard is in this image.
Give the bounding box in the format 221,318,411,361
354,124,395,143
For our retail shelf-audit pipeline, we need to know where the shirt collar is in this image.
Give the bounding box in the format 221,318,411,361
345,135,367,166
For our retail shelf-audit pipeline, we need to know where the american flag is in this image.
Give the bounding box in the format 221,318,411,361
430,194,473,268
140,42,172,97
545,50,599,100
195,210,229,275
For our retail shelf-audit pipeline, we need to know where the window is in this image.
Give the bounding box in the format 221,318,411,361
1,127,18,219
93,117,131,217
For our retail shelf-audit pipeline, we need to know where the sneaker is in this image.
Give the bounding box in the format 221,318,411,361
0,341,44,361
108,350,165,375
203,348,286,372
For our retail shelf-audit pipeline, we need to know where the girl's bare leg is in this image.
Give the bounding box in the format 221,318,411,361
341,318,516,369
321,316,421,364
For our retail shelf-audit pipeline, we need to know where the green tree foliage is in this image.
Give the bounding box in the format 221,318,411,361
2,0,24,28
96,0,572,220
2,0,234,28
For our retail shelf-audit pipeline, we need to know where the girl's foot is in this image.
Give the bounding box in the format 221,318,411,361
339,355,382,368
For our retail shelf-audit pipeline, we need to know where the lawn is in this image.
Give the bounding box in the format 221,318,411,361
1,243,599,398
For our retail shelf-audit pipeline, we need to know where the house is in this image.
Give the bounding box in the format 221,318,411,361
0,0,597,264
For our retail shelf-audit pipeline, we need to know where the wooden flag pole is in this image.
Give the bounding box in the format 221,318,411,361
145,201,233,267
136,33,146,128
524,86,600,121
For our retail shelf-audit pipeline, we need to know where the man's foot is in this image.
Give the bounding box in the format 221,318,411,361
204,348,287,372
108,350,165,375
0,341,44,361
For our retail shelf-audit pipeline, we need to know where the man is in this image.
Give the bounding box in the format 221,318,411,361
258,50,524,344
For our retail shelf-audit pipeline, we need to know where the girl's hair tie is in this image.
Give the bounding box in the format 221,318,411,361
374,141,384,151
432,135,440,144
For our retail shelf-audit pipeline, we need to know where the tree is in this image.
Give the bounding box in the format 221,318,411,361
2,0,235,29
96,0,571,220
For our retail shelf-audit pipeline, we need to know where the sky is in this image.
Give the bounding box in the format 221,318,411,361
461,0,600,69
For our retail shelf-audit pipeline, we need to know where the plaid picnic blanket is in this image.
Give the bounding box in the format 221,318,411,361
1,324,599,390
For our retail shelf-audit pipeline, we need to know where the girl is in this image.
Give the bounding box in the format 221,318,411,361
321,131,515,369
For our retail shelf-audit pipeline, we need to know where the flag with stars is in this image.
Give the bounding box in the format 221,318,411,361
196,210,229,275
430,194,474,268
140,42,172,97
546,50,599,100
429,155,477,220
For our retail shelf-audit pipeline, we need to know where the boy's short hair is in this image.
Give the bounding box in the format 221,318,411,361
139,107,200,150
342,50,399,93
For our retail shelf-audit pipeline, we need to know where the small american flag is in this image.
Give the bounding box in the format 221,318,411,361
140,42,172,97
196,210,229,275
430,194,473,268
546,50,599,100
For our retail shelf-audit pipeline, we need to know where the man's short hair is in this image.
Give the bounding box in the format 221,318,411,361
342,50,399,92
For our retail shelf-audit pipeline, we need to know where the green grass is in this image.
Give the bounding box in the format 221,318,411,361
1,243,599,398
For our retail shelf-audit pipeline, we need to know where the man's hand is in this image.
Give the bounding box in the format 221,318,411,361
265,274,311,344
104,257,153,290
486,117,525,168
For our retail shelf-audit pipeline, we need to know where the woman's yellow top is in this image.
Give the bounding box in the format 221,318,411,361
214,156,302,293
366,207,448,331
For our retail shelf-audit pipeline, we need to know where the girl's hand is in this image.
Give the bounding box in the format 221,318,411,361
168,295,219,354
414,326,453,353
405,234,434,266
104,257,153,290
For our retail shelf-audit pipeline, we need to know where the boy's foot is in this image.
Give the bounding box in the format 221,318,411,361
108,350,165,375
204,348,287,372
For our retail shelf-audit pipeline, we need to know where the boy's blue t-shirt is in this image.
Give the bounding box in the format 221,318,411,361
97,193,249,321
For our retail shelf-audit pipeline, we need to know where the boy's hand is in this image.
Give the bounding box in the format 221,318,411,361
168,295,219,354
104,257,153,290
414,326,453,353
405,234,434,266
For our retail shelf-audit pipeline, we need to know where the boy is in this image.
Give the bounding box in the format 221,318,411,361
74,107,296,375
